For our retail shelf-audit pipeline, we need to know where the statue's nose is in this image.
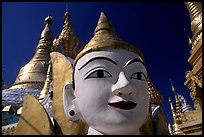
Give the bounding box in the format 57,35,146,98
112,71,134,96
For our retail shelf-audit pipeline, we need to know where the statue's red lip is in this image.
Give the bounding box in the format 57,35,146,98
108,101,136,110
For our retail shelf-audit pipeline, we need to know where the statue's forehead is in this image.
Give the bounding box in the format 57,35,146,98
76,49,142,68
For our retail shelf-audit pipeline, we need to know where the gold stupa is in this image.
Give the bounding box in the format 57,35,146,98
9,15,54,90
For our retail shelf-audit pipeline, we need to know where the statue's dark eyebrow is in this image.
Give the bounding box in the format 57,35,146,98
78,57,117,70
125,58,145,67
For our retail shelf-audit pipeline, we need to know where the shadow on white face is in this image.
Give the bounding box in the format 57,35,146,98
74,49,149,135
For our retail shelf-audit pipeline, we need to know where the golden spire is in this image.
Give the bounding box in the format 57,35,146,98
168,97,184,135
168,97,176,124
169,79,183,124
52,5,81,59
174,94,183,124
9,15,54,90
74,12,144,66
184,2,202,38
66,2,68,13
169,78,175,93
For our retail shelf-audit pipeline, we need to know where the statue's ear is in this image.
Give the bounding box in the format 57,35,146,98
63,82,80,121
51,52,85,135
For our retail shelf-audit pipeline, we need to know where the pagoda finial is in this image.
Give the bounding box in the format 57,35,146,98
66,3,68,13
169,78,176,94
41,14,54,41
45,13,53,25
64,3,70,19
49,10,52,16
52,5,81,59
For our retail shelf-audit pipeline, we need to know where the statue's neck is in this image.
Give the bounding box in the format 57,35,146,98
87,127,103,135
86,127,141,135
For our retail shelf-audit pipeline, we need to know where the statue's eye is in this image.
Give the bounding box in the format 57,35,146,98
85,69,112,79
130,72,147,81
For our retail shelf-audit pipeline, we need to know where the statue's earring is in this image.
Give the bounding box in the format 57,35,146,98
69,110,75,116
63,83,81,121
67,104,80,121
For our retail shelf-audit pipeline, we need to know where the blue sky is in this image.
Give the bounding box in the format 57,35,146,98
2,2,194,125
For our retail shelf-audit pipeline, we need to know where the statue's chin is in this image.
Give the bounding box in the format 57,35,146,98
93,127,140,135
91,122,142,135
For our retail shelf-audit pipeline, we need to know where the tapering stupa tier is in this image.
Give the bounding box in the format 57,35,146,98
53,10,81,59
174,94,183,124
9,15,54,90
185,2,202,39
148,79,163,105
175,94,183,113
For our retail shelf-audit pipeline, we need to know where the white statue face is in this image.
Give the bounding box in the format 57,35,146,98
74,49,149,135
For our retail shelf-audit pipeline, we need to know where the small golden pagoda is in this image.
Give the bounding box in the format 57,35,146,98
168,97,184,135
169,81,202,135
9,15,54,90
52,8,82,59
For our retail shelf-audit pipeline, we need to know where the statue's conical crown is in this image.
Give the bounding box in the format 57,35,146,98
74,12,144,66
